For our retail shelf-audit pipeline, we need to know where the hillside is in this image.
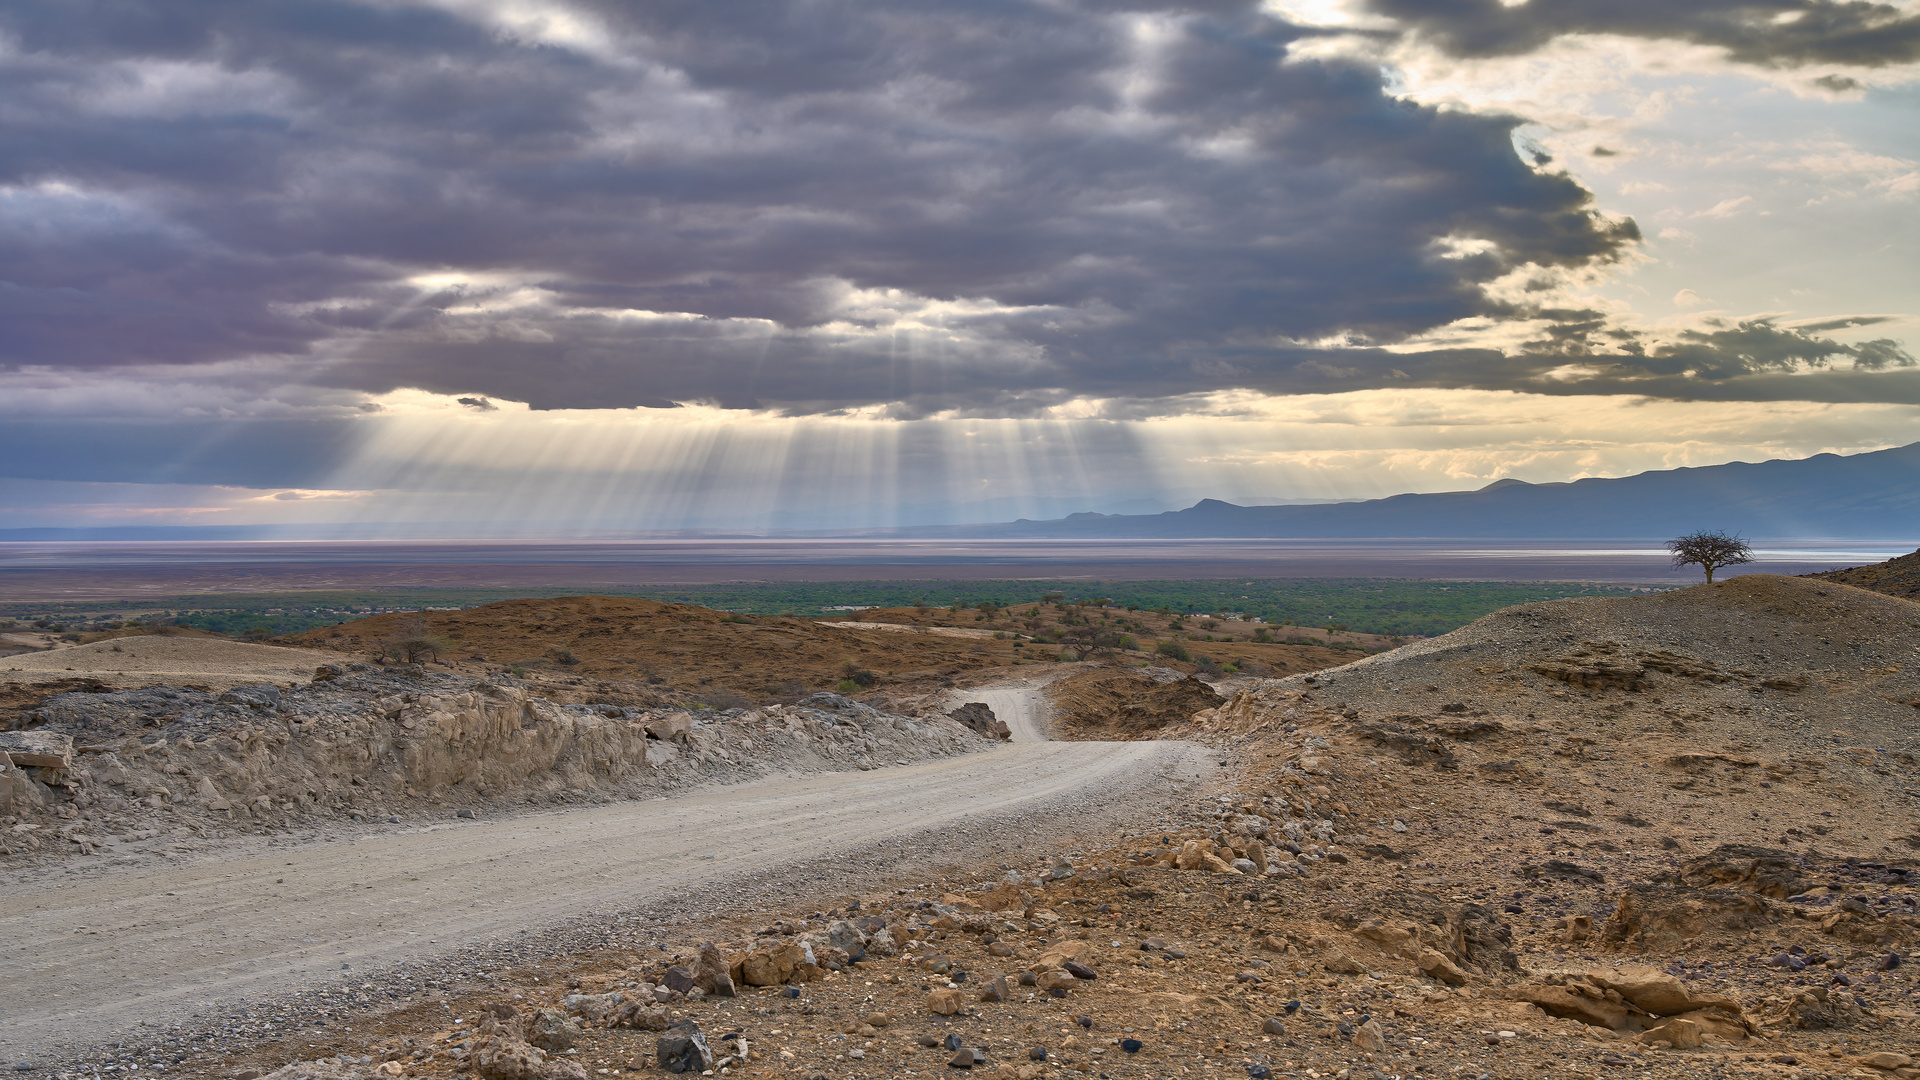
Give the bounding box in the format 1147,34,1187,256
1811,546,1920,600
288,596,1363,704
1199,574,1920,859
916,441,1920,538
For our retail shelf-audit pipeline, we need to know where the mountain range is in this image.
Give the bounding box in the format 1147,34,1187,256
913,441,1920,540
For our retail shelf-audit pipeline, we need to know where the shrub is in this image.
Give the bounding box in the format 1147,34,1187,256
549,647,579,666
836,678,862,693
699,687,753,711
1155,639,1193,662
509,665,529,678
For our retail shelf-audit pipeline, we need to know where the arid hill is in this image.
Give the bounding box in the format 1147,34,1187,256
289,596,1361,704
1811,546,1920,601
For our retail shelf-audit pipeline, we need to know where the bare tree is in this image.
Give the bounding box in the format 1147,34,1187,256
1667,530,1755,584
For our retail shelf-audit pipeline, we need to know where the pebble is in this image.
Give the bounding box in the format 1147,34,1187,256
1120,1039,1143,1054
1261,1017,1286,1036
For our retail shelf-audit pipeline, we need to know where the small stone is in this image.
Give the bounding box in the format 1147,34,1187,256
1876,952,1903,970
782,987,802,998
1063,961,1097,980
1247,1066,1272,1079
1120,1039,1143,1054
1028,1047,1047,1062
927,989,963,1015
1075,1015,1092,1030
979,975,1009,1003
918,1035,943,1049
1771,1055,1799,1065
455,809,475,819
949,1048,975,1069
944,1034,963,1052
988,941,1014,957
1861,1052,1913,1070
1261,1017,1286,1036
865,1012,892,1028
1016,971,1037,986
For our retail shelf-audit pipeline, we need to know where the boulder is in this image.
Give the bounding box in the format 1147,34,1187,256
1352,1019,1387,1053
1510,984,1641,1031
0,730,73,769
1638,1017,1702,1049
656,1024,714,1075
1585,967,1744,1017
1600,885,1776,952
1035,939,1092,971
527,1008,581,1051
692,942,735,997
562,993,623,1023
979,881,1031,912
0,754,44,813
471,1012,587,1080
644,713,695,742
643,741,679,769
948,703,1009,740
1417,949,1467,987
826,919,868,952
740,943,807,986
607,1001,670,1031
258,1060,388,1080
1675,845,1806,898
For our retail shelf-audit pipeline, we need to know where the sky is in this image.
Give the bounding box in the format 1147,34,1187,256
3,0,1918,532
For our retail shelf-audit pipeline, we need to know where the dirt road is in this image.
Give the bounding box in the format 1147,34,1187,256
959,684,1055,742
0,686,1207,1061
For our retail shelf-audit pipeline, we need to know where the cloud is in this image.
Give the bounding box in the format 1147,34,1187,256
1,0,1910,422
1360,0,1920,68
0,0,1650,416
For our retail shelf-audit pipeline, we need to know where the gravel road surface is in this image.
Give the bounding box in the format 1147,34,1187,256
0,686,1210,1061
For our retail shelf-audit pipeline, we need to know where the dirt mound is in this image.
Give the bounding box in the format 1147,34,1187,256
0,663,986,860
1196,575,1920,857
290,596,1359,704
1,635,341,688
291,597,1037,703
1049,667,1225,739
1810,546,1920,601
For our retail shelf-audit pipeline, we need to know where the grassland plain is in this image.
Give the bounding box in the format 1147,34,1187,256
0,579,1662,640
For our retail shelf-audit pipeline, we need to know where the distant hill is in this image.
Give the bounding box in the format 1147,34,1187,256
917,442,1920,539
1809,546,1920,600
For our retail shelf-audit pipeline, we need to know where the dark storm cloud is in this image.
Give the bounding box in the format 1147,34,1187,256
0,0,1900,416
1362,0,1920,68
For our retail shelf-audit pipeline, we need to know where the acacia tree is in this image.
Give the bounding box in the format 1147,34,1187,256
1667,530,1755,583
